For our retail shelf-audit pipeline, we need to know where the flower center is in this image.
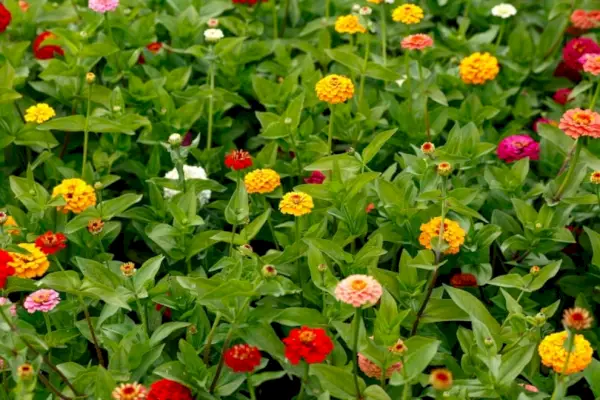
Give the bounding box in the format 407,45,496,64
32,293,50,303
513,141,526,149
299,331,316,343
435,372,449,382
573,112,593,125
571,312,584,321
351,280,367,291
290,194,303,204
122,387,135,394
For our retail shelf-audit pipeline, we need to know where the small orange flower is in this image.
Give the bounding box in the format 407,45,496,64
591,171,600,184
421,142,435,154
87,218,104,235
2,216,20,235
563,307,593,330
17,363,34,380
530,265,540,275
401,34,434,51
389,339,407,354
112,382,147,400
437,162,452,176
429,368,453,390
120,262,136,277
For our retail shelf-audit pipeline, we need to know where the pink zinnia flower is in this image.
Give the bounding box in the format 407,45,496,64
88,0,119,13
553,88,572,105
497,135,539,163
23,289,60,313
533,118,558,132
0,297,17,317
401,34,434,51
358,353,402,378
335,275,383,307
559,108,600,139
519,383,539,393
571,10,597,30
563,37,600,71
581,53,600,75
304,171,326,184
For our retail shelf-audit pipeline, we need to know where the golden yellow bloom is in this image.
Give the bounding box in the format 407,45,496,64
367,0,383,3
590,171,600,184
538,331,593,374
315,75,355,104
8,243,50,279
111,382,147,400
392,4,424,24
563,307,593,330
86,72,96,84
3,216,20,235
52,178,97,214
24,103,56,124
389,339,407,354
459,52,500,85
244,169,281,194
279,192,314,217
120,262,136,277
335,15,367,34
429,368,453,390
419,217,466,255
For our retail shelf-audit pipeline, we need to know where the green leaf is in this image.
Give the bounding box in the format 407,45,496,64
584,359,600,397
149,322,191,347
37,116,86,132
444,285,501,336
95,367,116,400
39,271,82,293
363,385,391,400
421,298,469,323
498,345,535,386
584,227,600,268
133,255,164,295
528,260,561,291
310,364,365,399
487,274,526,290
361,129,396,165
100,193,143,220
240,208,271,242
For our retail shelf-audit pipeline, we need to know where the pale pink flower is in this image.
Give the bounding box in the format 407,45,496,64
0,297,16,317
358,353,402,378
334,275,383,307
519,383,539,393
208,18,219,28
581,53,600,75
88,0,119,13
401,34,434,50
24,289,60,313
559,108,600,139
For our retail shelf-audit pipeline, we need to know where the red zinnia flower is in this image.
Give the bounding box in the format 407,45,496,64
224,344,261,372
365,203,375,213
283,326,334,365
450,273,478,288
34,231,67,255
147,379,193,400
155,303,172,319
33,31,65,60
0,250,15,289
563,37,600,71
553,88,572,105
0,3,11,33
304,171,326,184
554,61,582,82
147,42,163,54
224,149,253,171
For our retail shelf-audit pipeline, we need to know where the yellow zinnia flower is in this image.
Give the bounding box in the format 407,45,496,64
367,0,383,4
9,243,50,279
392,4,424,24
335,15,367,34
2,216,20,235
538,331,593,374
419,217,466,255
244,169,281,194
52,178,97,214
315,75,355,105
279,192,314,217
24,103,56,124
459,52,500,85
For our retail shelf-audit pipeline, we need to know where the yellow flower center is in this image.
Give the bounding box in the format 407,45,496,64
299,331,316,343
351,280,367,291
32,293,50,303
573,112,593,125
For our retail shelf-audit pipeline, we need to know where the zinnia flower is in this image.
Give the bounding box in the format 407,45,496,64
87,218,104,235
582,53,600,75
112,382,147,400
244,169,281,194
315,75,355,104
497,134,540,163
365,203,375,213
358,353,402,378
120,262,136,277
204,28,224,42
591,171,600,184
0,297,17,316
33,31,64,60
450,273,478,287
17,363,34,380
18,1,29,12
563,37,600,71
279,192,314,216
421,142,435,154
224,149,253,170
3,215,20,235
553,88,572,105
419,217,466,255
392,4,424,24
8,243,50,279
224,344,262,373
335,274,383,307
563,307,593,330
147,379,192,400
138,42,163,64
88,0,119,13
304,171,326,184
401,34,434,50
491,3,517,19
334,15,367,34
571,10,600,30
459,52,500,85
24,289,60,313
0,3,11,33
437,161,452,176
0,251,14,289
538,331,593,374
283,327,334,365
163,165,211,204
24,103,55,124
559,108,600,139
519,384,539,393
34,231,67,255
52,178,97,214
430,368,453,390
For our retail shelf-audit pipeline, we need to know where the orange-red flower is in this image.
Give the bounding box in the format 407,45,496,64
450,273,478,288
559,108,600,139
33,31,64,60
401,34,433,50
283,326,334,365
563,307,593,330
224,344,261,372
224,149,253,171
34,231,67,255
430,368,453,390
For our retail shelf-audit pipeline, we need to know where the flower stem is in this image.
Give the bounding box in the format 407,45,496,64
550,330,575,400
203,313,222,363
209,324,236,393
404,50,412,112
553,139,582,201
590,80,600,110
105,13,114,43
77,295,106,368
328,104,335,154
381,4,387,66
206,57,216,150
281,0,290,36
134,294,148,337
248,373,257,400
298,362,309,400
81,81,92,176
358,34,371,107
43,313,52,334
263,197,280,250
494,20,505,51
325,0,330,18
352,307,362,400
229,224,237,257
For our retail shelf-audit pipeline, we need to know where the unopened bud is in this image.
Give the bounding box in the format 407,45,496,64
94,182,102,190
113,105,121,112
188,325,198,335
0,211,7,224
262,264,277,278
530,265,540,275
484,337,494,347
168,133,182,147
86,72,96,84
120,262,136,277
17,363,34,380
239,244,254,256
207,18,219,28
317,263,327,272
284,117,292,124
535,222,542,229
534,312,546,325
352,4,360,12
421,142,435,155
359,6,372,15
437,162,452,176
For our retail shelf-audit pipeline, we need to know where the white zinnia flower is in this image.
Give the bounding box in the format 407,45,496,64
352,4,361,12
164,165,211,205
204,28,224,42
384,0,394,4
360,6,372,16
491,3,517,19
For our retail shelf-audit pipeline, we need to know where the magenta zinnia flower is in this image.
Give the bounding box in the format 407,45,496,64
334,275,382,307
24,289,60,313
497,135,540,163
304,171,326,184
88,0,119,13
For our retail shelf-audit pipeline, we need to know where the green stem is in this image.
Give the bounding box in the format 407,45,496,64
590,80,600,110
298,362,309,400
328,104,335,154
206,56,216,150
325,0,330,18
550,331,575,400
288,130,304,182
81,82,92,176
263,197,280,250
381,4,387,66
105,13,114,44
77,295,106,368
352,307,362,400
43,313,52,334
135,294,148,337
404,50,412,112
248,373,257,400
186,258,192,274
358,34,371,107
281,0,290,36
175,162,186,193
418,58,423,81
203,313,222,363
553,139,583,201
494,21,505,51
209,324,236,393
273,0,278,39
229,224,237,256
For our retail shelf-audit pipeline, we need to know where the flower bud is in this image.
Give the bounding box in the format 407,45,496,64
484,337,494,347
437,162,452,176
188,325,198,335
208,18,219,28
94,181,102,190
284,117,292,125
421,142,435,155
535,222,542,229
17,363,34,380
86,72,96,84
530,265,540,275
346,147,355,155
87,219,104,235
591,171,600,184
317,263,328,272
120,262,136,277
534,312,546,325
359,6,372,15
352,4,360,12
113,105,121,112
168,133,182,147
389,339,407,354
0,211,7,224
238,244,254,257
262,264,277,278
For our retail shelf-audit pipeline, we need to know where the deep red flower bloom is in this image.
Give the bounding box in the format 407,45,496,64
224,344,261,372
0,4,11,33
182,131,193,146
34,231,67,255
33,31,64,60
283,326,334,365
147,42,163,54
304,171,326,184
563,37,600,71
155,303,172,319
554,61,582,82
147,379,192,400
224,149,253,171
553,88,572,105
0,250,15,289
450,273,478,288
